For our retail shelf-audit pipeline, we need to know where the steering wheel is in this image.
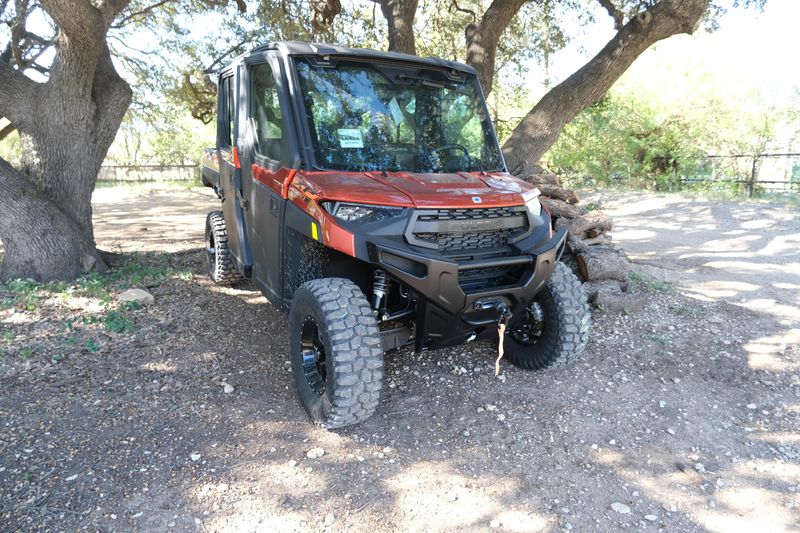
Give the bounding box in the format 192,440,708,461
428,143,472,172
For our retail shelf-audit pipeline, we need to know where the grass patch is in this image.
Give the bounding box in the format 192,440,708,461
629,271,674,293
0,251,194,370
84,339,101,353
1,278,70,311
0,252,194,361
103,310,135,333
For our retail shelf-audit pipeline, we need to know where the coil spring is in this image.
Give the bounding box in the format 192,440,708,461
372,269,388,311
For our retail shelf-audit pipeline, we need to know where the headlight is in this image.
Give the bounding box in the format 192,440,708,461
321,202,405,223
525,197,542,216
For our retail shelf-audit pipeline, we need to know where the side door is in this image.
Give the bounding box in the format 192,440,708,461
239,56,293,303
217,71,251,274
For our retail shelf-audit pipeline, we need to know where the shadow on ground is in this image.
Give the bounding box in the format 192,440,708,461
1,188,798,532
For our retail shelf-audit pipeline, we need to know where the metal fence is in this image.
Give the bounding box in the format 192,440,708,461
97,164,199,182
679,153,800,197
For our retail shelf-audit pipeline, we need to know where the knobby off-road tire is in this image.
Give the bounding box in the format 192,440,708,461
205,211,244,286
504,261,590,370
289,278,384,428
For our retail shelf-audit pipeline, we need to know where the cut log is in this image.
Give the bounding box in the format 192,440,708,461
537,184,579,204
523,169,560,186
583,235,612,246
593,287,647,313
555,213,613,240
540,197,582,220
577,247,630,282
566,233,589,255
582,279,630,301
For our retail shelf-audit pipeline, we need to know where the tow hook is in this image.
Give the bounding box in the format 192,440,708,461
473,299,512,376
494,303,512,377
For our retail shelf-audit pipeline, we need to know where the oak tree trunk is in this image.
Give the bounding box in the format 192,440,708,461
0,158,100,280
0,1,132,282
502,0,707,176
379,0,419,55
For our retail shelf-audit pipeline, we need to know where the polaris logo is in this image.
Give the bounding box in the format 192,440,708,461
472,196,482,204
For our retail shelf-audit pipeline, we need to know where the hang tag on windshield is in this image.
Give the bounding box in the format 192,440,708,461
337,128,364,148
388,97,404,126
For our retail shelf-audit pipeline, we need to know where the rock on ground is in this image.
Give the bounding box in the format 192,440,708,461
117,288,155,306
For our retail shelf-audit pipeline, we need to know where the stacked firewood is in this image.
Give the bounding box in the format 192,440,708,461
526,169,646,312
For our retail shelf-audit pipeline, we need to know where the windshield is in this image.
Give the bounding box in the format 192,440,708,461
295,58,503,173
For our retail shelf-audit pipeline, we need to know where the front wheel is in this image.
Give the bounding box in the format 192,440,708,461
288,278,384,428
504,262,590,370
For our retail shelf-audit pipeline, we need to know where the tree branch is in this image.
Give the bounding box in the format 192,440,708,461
38,0,102,47
0,59,37,130
597,0,624,30
99,0,132,27
450,0,476,19
111,0,174,28
465,0,526,96
203,37,253,73
91,42,132,161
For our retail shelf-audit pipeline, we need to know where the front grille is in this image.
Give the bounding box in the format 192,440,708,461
409,206,529,252
414,229,517,250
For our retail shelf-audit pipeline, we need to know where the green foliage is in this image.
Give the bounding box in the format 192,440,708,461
84,339,101,353
0,254,186,351
1,278,51,311
545,22,799,192
0,127,24,166
103,310,135,334
545,92,708,190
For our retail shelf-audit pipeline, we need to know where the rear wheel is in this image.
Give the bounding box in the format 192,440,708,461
504,262,590,370
289,278,384,428
205,211,243,286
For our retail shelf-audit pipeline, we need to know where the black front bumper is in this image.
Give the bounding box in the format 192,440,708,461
365,226,568,350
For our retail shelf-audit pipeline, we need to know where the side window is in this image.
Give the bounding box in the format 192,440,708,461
218,76,234,148
250,63,283,161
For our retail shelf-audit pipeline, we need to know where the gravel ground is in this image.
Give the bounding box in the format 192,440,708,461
1,186,798,532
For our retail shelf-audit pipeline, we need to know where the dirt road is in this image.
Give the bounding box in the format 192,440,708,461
1,186,798,532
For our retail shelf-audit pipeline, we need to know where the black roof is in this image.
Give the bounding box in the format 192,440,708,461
226,41,477,76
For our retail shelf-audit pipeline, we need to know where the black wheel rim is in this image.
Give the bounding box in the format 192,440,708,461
300,317,327,395
510,301,545,345
205,229,216,276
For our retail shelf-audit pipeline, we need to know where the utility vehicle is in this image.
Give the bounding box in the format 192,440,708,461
200,42,590,428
